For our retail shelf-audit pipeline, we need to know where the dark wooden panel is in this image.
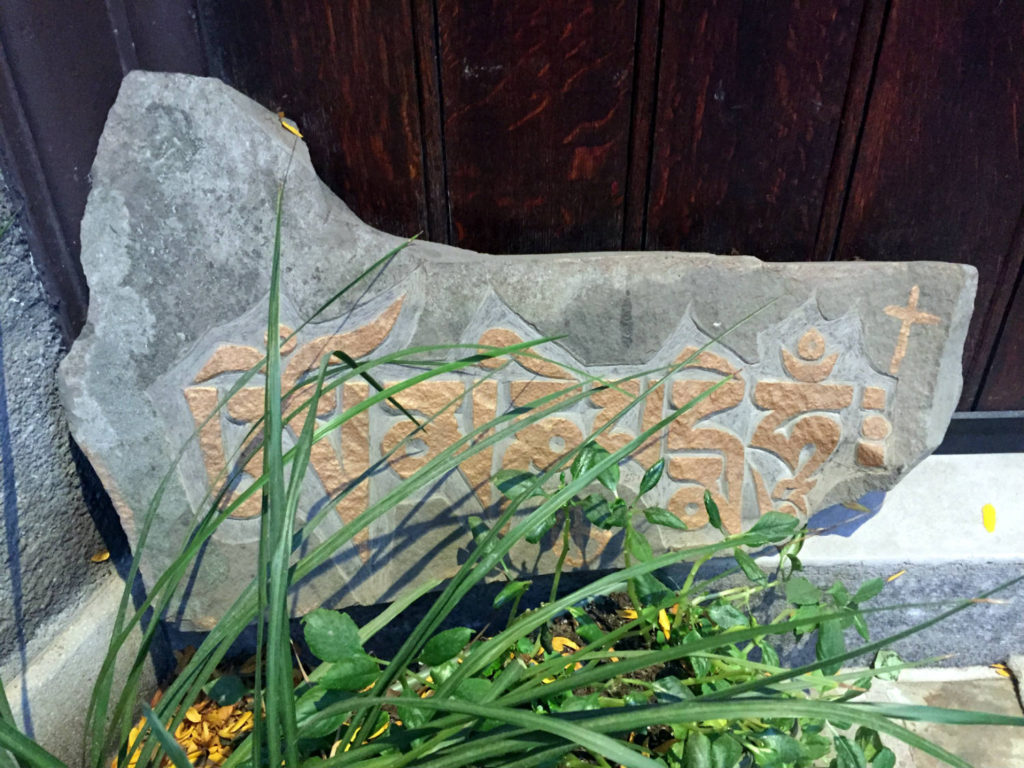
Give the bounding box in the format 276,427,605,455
977,256,1024,411
646,0,865,260
622,0,663,250
0,0,126,339
411,0,448,243
124,0,207,74
438,0,636,253
833,0,1024,409
812,0,888,261
200,0,427,239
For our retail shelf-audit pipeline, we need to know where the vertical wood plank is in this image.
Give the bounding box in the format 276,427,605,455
123,0,207,75
974,220,1024,412
622,0,663,250
437,0,636,253
811,0,888,262
410,0,448,243
833,0,1024,409
645,0,865,260
201,0,428,238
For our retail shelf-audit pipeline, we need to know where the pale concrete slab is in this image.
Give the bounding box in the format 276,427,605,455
861,667,1024,768
0,574,161,766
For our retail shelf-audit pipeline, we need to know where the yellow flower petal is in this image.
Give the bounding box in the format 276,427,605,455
982,503,996,532
616,608,638,620
90,549,110,563
551,636,580,653
658,609,671,641
886,569,906,582
185,706,202,723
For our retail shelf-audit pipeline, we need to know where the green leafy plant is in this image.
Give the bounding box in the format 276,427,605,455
1,186,1021,768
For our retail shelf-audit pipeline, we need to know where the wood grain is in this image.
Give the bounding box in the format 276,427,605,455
833,0,1024,409
437,0,636,253
976,235,1024,411
645,0,865,260
201,0,428,239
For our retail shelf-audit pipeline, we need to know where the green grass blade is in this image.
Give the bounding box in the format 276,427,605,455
139,706,191,768
0,719,66,768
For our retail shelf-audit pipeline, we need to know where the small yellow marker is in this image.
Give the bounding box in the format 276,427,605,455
982,503,996,533
277,112,303,138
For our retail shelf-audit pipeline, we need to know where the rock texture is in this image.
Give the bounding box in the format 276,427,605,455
59,72,976,629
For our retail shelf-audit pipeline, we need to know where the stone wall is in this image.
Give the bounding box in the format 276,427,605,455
0,170,119,667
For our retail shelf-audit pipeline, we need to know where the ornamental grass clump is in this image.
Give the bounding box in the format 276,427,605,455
1,186,1022,768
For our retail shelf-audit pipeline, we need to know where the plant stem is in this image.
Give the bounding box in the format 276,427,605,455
549,515,572,604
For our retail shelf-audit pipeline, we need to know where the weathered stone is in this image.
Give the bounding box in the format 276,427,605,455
59,72,976,629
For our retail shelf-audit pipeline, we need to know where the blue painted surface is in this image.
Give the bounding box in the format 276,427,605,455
805,490,887,537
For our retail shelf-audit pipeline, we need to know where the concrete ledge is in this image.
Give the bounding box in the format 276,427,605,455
0,573,161,765
765,452,1024,665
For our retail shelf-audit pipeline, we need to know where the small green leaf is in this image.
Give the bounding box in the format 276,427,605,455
873,649,903,681
302,609,362,662
852,611,870,641
733,548,766,585
583,495,628,529
319,653,379,691
638,458,665,497
785,576,822,605
834,735,868,768
710,733,743,768
855,727,884,761
202,674,248,706
524,510,558,543
453,677,491,701
827,580,852,607
643,506,688,530
708,603,748,629
853,578,885,603
492,580,530,609
568,606,605,644
652,676,693,703
684,731,712,768
816,618,845,675
747,510,800,542
420,627,473,666
758,640,780,668
872,748,896,768
572,442,619,491
625,527,653,562
494,469,541,501
757,733,802,764
704,489,723,531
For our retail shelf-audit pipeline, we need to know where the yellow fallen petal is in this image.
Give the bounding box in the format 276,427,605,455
277,112,304,138
551,636,580,653
90,549,110,563
616,608,638,620
991,663,1011,678
886,569,906,582
368,721,389,740
185,706,202,723
982,503,996,532
658,609,671,642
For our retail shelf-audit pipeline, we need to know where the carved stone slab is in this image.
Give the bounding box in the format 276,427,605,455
59,73,976,629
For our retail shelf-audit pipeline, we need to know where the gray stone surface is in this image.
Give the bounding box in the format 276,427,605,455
60,71,977,629
0,169,114,666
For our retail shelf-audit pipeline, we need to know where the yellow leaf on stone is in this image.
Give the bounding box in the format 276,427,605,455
982,503,996,532
90,549,111,563
277,112,303,138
